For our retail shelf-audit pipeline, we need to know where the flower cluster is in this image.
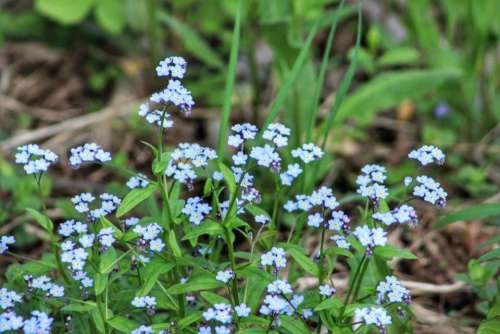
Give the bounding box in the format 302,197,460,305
165,143,217,188
255,214,270,225
200,302,249,333
24,275,64,298
408,145,445,166
413,175,447,207
285,186,338,213
97,228,116,250
260,279,311,319
352,225,387,255
215,270,234,283
131,325,166,334
127,174,150,189
280,163,302,186
354,307,392,333
0,288,22,310
69,143,111,168
150,76,193,115
138,104,174,128
133,223,165,261
376,276,410,304
150,56,194,115
319,284,336,297
373,205,418,227
15,144,58,175
261,247,287,273
58,219,87,237
156,56,187,78
356,164,388,205
228,123,258,148
61,240,89,271
291,143,323,163
132,296,157,314
182,197,211,225
22,311,54,334
0,311,24,332
72,192,121,221
250,145,280,170
262,123,290,148
0,235,15,254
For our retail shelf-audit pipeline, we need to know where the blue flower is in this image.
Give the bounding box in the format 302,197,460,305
0,235,15,254
15,144,58,175
69,143,111,168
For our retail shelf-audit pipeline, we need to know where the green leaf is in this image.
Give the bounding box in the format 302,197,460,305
167,276,224,295
244,204,271,219
168,232,182,258
284,244,319,276
138,260,175,296
325,247,354,258
25,208,53,232
99,248,118,274
182,220,224,241
178,311,203,329
107,316,139,333
315,297,343,311
35,0,94,25
335,68,461,126
90,308,106,333
374,245,417,260
158,13,224,69
259,19,319,132
116,183,156,217
478,319,500,334
236,329,267,334
306,0,346,141
61,302,97,313
320,6,361,147
200,291,230,305
435,203,500,229
217,0,242,159
377,47,420,67
479,249,500,262
218,162,237,198
279,315,311,334
94,273,108,296
94,0,126,34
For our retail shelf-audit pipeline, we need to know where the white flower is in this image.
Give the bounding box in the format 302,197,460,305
235,303,251,317
127,174,150,189
69,143,111,168
291,143,323,163
408,145,445,166
262,123,290,147
0,235,15,254
216,270,234,283
319,284,335,297
255,215,270,225
15,144,58,175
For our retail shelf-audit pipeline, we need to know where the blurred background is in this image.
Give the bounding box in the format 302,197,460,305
0,0,499,333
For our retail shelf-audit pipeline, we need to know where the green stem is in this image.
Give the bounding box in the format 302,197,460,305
224,226,240,306
350,256,370,304
339,254,366,321
35,174,71,285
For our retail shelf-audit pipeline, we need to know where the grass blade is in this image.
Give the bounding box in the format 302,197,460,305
158,13,224,69
320,6,362,149
217,0,242,160
434,203,500,229
306,0,346,142
259,19,320,135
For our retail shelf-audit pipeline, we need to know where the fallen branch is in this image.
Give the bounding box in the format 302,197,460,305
0,98,138,152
